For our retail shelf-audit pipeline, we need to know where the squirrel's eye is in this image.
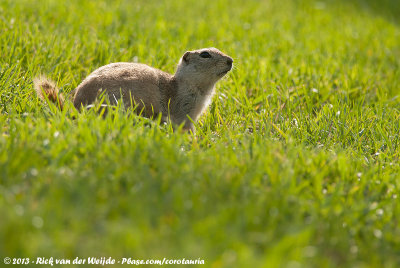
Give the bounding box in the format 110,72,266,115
199,51,212,58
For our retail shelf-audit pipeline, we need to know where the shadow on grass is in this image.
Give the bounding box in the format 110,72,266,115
335,0,400,25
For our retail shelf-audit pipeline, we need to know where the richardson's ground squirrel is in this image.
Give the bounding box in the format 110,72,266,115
34,47,233,132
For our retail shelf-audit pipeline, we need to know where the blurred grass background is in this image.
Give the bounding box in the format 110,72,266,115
0,0,399,267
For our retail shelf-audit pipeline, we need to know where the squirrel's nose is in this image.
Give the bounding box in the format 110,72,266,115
227,58,233,66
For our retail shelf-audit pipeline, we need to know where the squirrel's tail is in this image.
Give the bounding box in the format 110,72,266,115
33,76,64,110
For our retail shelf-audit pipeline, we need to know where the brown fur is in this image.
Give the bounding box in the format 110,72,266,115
72,63,167,119
34,48,233,132
33,77,64,110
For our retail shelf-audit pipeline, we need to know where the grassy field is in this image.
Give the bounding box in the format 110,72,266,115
1,0,399,267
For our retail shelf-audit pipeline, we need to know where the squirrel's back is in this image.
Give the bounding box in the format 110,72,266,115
72,62,172,117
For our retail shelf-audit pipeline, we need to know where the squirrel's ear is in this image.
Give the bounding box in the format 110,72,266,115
182,51,190,63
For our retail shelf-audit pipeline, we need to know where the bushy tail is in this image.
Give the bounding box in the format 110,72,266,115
33,76,64,110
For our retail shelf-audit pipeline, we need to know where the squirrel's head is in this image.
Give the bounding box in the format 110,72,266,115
175,48,233,89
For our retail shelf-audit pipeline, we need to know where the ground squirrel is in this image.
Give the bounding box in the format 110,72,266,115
34,47,233,131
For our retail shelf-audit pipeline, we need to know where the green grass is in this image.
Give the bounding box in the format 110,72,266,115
1,0,400,267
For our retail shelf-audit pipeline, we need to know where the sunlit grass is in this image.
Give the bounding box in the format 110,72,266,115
1,0,399,267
